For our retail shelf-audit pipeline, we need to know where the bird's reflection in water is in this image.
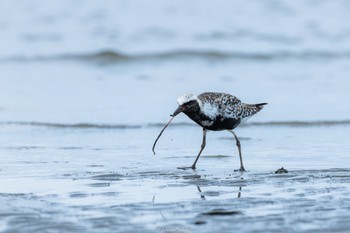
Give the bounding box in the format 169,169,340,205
196,185,242,199
237,186,242,198
152,195,167,220
196,186,206,200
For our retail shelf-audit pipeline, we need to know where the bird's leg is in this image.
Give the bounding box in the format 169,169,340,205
190,128,207,169
178,128,206,170
227,130,246,172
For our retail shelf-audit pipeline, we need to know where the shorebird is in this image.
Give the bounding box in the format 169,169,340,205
152,92,267,171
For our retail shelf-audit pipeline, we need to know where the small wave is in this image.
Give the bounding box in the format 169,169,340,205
0,121,194,129
1,121,142,129
2,51,130,63
247,120,350,127
2,49,350,64
1,120,350,130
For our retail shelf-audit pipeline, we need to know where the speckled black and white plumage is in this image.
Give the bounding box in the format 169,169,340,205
153,92,267,171
176,92,267,131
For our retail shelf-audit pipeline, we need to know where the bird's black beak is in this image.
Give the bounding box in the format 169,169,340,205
170,106,183,117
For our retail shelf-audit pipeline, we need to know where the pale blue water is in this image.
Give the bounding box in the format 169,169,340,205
1,0,350,232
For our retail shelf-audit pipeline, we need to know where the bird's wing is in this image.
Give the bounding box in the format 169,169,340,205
219,93,243,119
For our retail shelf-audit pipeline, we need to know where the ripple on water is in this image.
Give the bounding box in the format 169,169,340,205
88,183,111,187
91,173,124,181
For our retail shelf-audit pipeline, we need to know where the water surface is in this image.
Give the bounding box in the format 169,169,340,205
1,0,350,232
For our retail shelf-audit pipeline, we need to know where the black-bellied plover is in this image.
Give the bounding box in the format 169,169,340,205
152,92,267,172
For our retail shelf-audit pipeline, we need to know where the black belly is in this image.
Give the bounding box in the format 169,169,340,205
189,115,240,131
204,117,241,131
185,112,241,131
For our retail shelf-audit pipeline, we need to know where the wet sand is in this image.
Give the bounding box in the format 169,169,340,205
1,123,350,232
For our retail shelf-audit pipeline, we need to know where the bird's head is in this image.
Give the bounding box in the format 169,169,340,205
171,93,199,117
152,93,198,155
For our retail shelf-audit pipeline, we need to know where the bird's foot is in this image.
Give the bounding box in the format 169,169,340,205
177,166,196,170
234,167,246,172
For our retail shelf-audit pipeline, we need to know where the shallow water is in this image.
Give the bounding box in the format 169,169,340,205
1,0,350,232
1,123,350,232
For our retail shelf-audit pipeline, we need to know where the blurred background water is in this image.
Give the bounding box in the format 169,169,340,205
1,0,350,232
1,0,350,124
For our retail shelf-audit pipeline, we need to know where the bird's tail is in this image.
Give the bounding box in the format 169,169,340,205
255,103,268,110
241,102,267,118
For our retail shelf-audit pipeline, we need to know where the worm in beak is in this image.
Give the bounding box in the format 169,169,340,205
152,106,183,155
